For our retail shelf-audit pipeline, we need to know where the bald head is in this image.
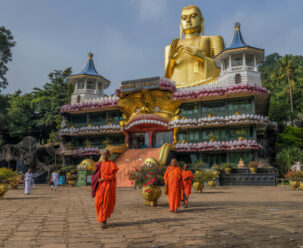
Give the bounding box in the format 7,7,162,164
170,159,178,167
103,149,110,161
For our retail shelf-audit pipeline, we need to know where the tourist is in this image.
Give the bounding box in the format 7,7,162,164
164,158,183,213
92,149,119,229
182,164,194,208
24,169,34,195
50,170,59,191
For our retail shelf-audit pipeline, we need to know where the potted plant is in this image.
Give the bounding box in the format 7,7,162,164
10,171,23,189
207,133,217,142
285,171,303,190
129,163,164,207
221,163,234,174
205,170,217,189
84,139,92,148
0,168,12,199
212,164,220,177
65,141,73,150
193,170,206,193
248,161,259,174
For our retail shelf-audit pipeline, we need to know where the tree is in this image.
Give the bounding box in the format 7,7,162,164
0,26,16,92
31,68,73,143
0,94,10,145
7,91,35,139
259,53,303,123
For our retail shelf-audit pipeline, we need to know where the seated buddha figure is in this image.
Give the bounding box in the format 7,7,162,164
164,5,224,88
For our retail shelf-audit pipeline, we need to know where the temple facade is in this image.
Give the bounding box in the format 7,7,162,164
59,21,270,186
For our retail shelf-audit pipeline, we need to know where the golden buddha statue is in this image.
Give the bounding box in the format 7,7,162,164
164,5,224,88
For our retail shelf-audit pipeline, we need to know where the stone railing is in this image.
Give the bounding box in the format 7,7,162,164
60,124,122,136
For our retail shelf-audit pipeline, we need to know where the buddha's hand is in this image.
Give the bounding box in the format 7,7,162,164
183,47,206,60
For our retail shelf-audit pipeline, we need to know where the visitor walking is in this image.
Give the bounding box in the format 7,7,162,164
24,169,34,195
182,164,193,208
164,159,183,213
50,170,59,191
92,149,119,229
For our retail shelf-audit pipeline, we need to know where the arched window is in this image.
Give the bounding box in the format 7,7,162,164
77,95,81,103
235,73,241,84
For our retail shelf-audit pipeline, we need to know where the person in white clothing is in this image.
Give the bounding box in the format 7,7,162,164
24,169,34,195
50,170,59,191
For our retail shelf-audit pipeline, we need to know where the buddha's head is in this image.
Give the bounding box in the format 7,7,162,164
180,5,204,37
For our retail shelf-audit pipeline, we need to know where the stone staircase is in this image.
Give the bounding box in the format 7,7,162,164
115,148,161,187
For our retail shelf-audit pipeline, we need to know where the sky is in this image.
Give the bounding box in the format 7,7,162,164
1,0,303,95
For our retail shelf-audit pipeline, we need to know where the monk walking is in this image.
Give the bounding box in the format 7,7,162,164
164,159,183,213
182,164,193,208
92,149,118,229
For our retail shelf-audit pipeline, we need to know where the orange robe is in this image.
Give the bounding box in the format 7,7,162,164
94,161,119,223
182,170,194,204
164,166,183,211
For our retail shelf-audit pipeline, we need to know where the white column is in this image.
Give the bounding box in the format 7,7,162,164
253,55,257,71
243,53,246,66
221,62,223,71
229,55,232,70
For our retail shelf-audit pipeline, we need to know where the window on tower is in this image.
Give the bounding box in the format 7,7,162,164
231,54,243,66
77,80,85,89
87,80,96,90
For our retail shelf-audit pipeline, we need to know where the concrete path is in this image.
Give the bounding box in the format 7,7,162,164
1,185,303,248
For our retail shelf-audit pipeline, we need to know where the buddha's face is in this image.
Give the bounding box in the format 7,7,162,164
181,7,202,33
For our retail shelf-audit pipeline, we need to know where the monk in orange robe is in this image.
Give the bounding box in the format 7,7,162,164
93,149,119,229
164,159,183,213
182,164,194,208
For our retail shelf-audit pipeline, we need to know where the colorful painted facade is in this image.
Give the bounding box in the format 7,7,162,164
59,13,269,186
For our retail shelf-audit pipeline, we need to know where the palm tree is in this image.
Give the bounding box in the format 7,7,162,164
274,55,298,126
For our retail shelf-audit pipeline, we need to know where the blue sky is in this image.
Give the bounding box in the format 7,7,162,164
1,0,303,94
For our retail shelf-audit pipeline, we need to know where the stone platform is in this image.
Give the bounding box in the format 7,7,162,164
0,185,303,248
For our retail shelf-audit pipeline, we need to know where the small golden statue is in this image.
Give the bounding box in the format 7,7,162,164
237,158,245,168
164,5,224,88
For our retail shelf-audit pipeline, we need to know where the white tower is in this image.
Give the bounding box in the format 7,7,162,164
214,23,264,87
69,53,110,104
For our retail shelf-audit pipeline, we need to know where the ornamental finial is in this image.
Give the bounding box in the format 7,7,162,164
235,22,240,30
88,52,93,59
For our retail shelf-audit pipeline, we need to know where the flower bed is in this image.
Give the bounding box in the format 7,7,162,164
173,84,269,100
175,139,261,152
169,114,268,129
60,124,121,136
60,96,119,113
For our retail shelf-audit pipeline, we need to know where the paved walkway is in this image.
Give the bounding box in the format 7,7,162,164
1,185,303,248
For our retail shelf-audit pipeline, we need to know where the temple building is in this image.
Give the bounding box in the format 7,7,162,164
59,6,270,187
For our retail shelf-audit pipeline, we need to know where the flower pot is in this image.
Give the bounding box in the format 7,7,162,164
208,180,217,189
213,170,220,177
193,181,204,193
142,185,161,207
224,168,231,174
0,184,8,199
68,180,75,187
249,167,256,174
290,180,300,190
10,181,19,189
300,182,303,191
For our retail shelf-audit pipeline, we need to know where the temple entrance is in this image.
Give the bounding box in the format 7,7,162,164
152,131,173,148
129,132,149,149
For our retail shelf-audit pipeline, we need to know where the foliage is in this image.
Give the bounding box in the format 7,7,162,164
0,26,16,92
259,53,303,122
276,147,303,175
285,171,303,182
0,167,16,184
211,164,220,171
275,126,303,151
128,164,165,187
220,163,234,169
1,68,72,144
194,170,216,183
191,161,205,171
248,161,259,169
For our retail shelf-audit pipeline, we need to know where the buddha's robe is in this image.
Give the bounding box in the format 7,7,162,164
94,161,119,223
164,166,183,211
182,170,194,204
